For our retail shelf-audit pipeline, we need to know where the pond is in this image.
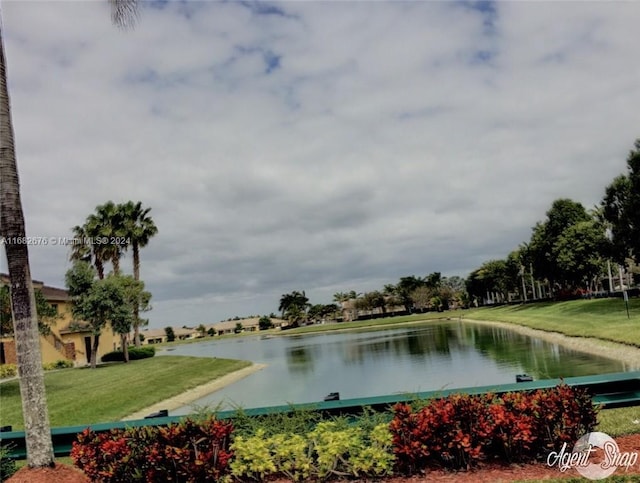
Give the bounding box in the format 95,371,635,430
163,321,627,414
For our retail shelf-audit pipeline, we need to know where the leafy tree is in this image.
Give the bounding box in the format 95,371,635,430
527,199,591,291
165,326,176,342
411,286,434,311
258,316,274,330
111,275,150,362
103,276,138,363
396,275,426,312
554,219,608,290
441,276,465,293
364,291,387,314
66,264,139,368
424,272,442,289
207,327,215,336
196,324,206,337
466,259,512,303
234,322,244,333
602,139,640,265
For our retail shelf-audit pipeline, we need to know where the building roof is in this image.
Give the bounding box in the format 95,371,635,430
140,328,167,339
0,273,70,302
59,321,92,334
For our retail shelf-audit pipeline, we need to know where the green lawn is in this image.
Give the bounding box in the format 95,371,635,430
0,356,251,429
461,297,640,347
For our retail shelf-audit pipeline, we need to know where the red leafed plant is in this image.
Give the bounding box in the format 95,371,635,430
389,384,597,475
71,417,234,483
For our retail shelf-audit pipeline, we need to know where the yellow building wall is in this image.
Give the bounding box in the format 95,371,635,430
39,336,67,365
60,329,119,365
1,298,121,366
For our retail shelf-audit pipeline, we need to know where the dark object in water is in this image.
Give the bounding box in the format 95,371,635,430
324,392,340,401
145,409,169,419
516,374,533,382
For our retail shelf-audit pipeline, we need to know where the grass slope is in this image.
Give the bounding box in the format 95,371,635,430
0,356,250,429
462,297,640,347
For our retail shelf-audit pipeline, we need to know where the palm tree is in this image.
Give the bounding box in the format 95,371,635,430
120,201,157,346
70,223,106,279
278,290,309,326
0,16,56,468
279,293,295,319
0,0,138,468
121,201,157,280
70,202,125,280
89,201,128,275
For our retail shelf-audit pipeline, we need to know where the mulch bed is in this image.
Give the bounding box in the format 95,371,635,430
6,463,89,483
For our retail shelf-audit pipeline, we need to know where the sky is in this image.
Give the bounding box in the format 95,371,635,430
1,0,639,328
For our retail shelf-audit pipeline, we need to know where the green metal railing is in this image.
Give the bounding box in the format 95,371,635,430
2,370,638,460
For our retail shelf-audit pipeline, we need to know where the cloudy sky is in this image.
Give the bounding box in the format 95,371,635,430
1,1,639,328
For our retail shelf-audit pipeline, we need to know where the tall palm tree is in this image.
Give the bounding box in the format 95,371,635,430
0,0,138,468
121,200,157,346
0,25,55,466
279,293,295,319
121,201,157,280
88,200,127,275
70,201,125,280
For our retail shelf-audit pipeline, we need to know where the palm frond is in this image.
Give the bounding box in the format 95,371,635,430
109,0,139,30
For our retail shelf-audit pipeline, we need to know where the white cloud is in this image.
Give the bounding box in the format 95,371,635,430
1,1,639,326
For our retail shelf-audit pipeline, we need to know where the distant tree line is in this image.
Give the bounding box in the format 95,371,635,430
466,139,640,304
277,139,639,318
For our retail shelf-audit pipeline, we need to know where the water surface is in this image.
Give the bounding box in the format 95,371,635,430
163,321,626,414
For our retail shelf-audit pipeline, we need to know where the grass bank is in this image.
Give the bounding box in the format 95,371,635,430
461,297,640,347
0,356,250,430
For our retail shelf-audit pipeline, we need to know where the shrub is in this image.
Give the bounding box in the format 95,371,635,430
229,429,280,481
0,445,17,482
71,416,233,483
389,394,493,474
101,346,155,362
230,420,394,481
309,421,395,479
43,359,74,371
0,364,16,379
389,384,597,475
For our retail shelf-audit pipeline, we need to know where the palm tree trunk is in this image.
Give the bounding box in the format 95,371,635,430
112,254,120,275
132,242,141,346
95,258,105,280
0,24,55,468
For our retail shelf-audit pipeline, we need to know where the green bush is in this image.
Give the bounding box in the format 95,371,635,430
43,359,74,371
0,445,17,482
229,420,394,481
309,421,395,479
101,346,155,362
0,364,17,379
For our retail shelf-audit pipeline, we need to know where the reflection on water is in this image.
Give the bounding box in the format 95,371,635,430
168,321,626,414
